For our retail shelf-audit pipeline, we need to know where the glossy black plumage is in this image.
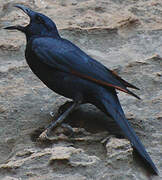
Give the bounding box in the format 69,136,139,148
5,5,158,175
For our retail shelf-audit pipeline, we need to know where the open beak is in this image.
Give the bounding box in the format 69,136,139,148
4,4,32,31
4,25,25,31
14,4,33,16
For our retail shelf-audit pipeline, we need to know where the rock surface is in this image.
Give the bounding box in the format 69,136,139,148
0,0,162,179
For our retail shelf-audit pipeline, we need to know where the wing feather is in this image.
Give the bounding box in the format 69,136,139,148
32,37,140,99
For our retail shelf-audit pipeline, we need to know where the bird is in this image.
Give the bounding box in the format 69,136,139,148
5,5,158,175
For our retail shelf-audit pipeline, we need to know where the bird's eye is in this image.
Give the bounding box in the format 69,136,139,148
35,16,44,24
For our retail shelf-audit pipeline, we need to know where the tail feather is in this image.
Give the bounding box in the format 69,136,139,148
126,88,141,100
110,70,140,90
99,90,158,175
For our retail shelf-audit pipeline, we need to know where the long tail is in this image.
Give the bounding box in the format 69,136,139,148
96,89,158,175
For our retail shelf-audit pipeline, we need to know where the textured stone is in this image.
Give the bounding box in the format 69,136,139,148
106,137,133,163
70,152,100,167
49,146,82,162
3,177,19,180
28,174,86,180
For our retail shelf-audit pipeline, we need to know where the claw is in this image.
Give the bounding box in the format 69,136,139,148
38,129,48,141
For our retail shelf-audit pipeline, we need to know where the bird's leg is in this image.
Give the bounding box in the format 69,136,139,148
57,101,76,136
50,101,74,121
57,101,74,116
38,101,80,140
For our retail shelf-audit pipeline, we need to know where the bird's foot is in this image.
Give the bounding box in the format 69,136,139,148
37,101,79,141
38,129,49,141
38,123,74,141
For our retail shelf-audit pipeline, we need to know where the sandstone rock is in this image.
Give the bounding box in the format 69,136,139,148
28,174,86,180
49,146,82,162
3,176,19,180
106,137,133,162
70,152,100,167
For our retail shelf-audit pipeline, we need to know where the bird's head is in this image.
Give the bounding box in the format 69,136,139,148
4,5,60,40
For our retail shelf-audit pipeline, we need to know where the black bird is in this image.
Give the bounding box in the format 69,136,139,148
5,5,158,175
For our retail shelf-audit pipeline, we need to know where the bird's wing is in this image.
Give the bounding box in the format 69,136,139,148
32,37,140,99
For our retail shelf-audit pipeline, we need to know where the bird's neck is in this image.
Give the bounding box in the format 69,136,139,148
26,34,60,42
25,31,60,42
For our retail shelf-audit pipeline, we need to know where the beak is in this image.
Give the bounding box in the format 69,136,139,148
4,25,25,31
4,25,26,32
14,4,33,17
4,4,33,31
